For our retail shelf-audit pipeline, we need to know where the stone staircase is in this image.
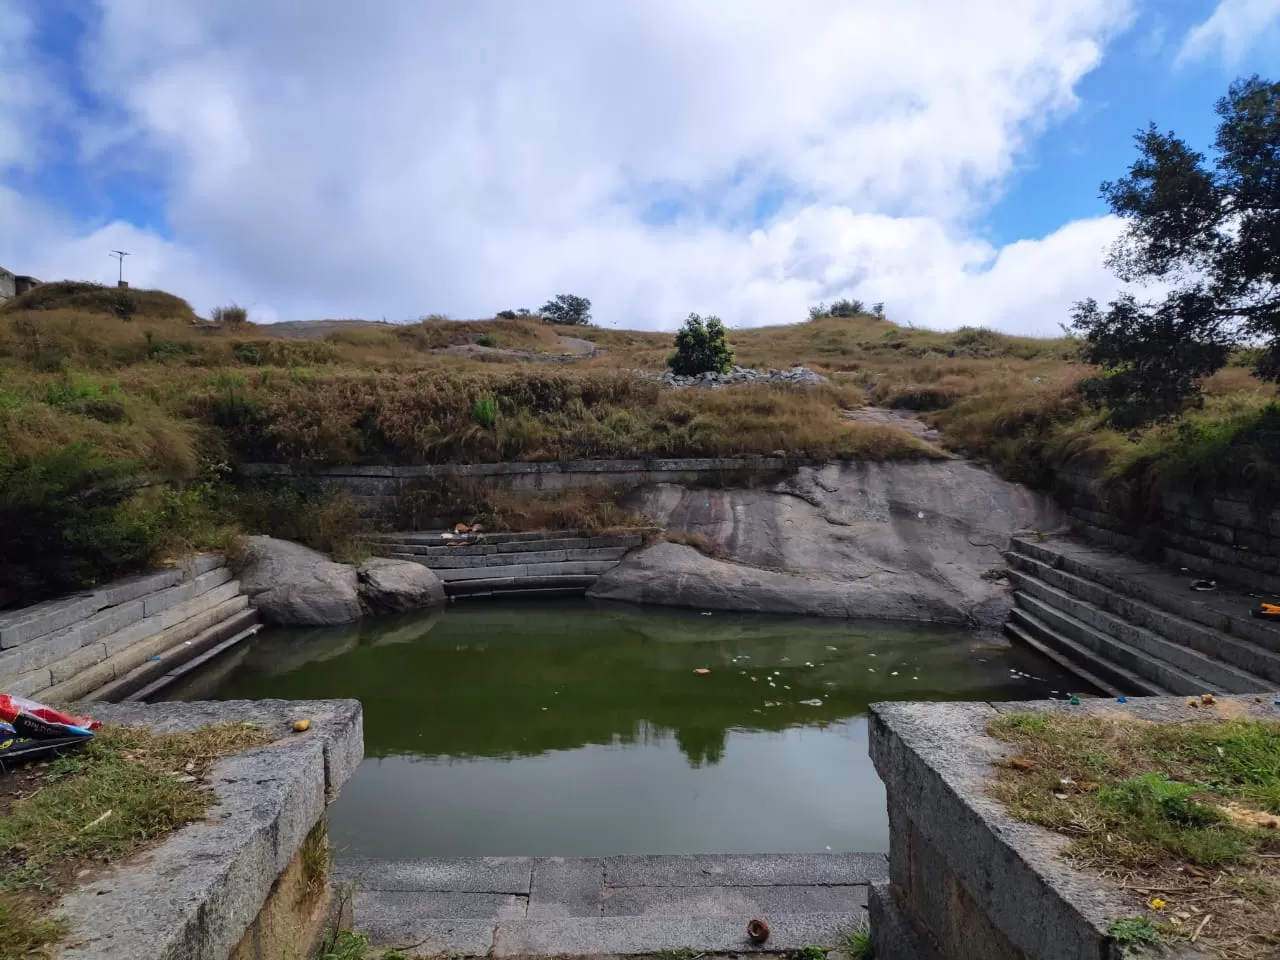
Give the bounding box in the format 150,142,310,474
0,554,260,704
337,854,881,956
1003,535,1280,697
369,531,647,599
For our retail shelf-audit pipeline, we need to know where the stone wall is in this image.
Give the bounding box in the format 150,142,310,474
1057,469,1280,595
869,696,1214,959
57,699,363,960
241,456,800,520
0,265,14,301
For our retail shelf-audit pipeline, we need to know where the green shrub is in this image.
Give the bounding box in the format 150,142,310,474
495,310,519,320
211,303,248,325
473,393,498,428
0,445,158,604
668,313,734,376
475,333,501,348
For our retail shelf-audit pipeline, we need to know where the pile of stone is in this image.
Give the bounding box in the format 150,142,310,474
645,365,829,388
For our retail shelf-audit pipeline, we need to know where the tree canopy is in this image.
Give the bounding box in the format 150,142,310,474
1072,76,1280,425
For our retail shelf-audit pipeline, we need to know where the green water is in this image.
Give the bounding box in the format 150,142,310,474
164,600,1076,857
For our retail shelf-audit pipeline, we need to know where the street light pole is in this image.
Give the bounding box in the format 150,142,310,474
109,250,130,287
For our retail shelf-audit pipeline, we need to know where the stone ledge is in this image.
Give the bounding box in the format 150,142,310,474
869,697,1222,960
52,699,363,960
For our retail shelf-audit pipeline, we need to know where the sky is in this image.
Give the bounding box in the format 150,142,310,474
1,1,1278,334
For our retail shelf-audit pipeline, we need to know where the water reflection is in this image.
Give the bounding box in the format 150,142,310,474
165,601,1076,855
164,601,1066,768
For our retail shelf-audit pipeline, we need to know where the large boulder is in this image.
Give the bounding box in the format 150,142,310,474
594,459,1067,628
356,557,446,615
235,536,362,626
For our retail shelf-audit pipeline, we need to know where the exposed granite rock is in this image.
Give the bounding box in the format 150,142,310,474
642,365,828,389
357,557,446,615
235,536,362,626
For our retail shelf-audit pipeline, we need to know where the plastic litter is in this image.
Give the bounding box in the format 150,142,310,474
1069,696,1081,705
0,695,98,739
1117,696,1128,704
1190,579,1217,592
694,668,711,675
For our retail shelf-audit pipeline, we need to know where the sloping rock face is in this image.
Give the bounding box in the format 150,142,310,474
236,536,363,626
589,461,1064,627
356,557,446,615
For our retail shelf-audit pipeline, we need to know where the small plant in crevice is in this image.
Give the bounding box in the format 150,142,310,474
791,945,830,960
1107,916,1160,957
842,923,873,960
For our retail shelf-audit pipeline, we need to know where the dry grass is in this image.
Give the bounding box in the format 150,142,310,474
0,722,275,959
989,711,1280,959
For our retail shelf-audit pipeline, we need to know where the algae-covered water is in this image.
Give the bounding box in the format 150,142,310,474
164,601,1075,857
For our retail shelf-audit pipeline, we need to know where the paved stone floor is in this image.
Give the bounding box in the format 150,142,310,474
336,853,886,957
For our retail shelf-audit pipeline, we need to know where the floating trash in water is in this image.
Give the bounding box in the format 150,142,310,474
694,668,711,675
805,661,814,667
783,685,791,690
891,671,899,676
753,709,762,714
826,646,837,651
740,670,747,675
869,653,877,657
780,657,791,663
750,677,758,682
769,682,777,688
912,676,919,680
799,698,823,707
701,612,713,616
868,668,876,673
541,707,548,711
917,511,925,519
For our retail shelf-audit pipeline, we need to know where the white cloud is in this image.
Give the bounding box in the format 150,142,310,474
0,0,1137,334
1177,0,1280,65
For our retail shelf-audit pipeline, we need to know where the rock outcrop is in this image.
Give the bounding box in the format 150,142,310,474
643,365,828,389
235,536,363,626
356,557,446,615
589,460,1065,628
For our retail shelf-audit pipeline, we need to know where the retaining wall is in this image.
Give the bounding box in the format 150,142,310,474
57,699,363,960
869,696,1215,960
0,554,259,703
241,457,801,520
1058,470,1280,596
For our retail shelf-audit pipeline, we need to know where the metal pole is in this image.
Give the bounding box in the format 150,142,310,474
110,250,130,285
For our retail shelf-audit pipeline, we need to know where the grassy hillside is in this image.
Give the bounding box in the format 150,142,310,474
2,281,1277,603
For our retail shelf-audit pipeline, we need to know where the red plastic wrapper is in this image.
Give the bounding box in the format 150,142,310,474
0,694,98,739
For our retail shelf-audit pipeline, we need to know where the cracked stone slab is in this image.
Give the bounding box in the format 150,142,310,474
492,912,860,957
601,883,868,917
337,857,534,894
528,858,606,918
52,699,363,960
603,853,887,888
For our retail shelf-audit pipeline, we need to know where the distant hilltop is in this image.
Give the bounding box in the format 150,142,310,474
0,265,41,303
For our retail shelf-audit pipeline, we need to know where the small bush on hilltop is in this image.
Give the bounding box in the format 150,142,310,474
211,303,249,326
668,313,734,376
539,293,592,326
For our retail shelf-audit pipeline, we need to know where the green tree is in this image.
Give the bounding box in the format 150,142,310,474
668,313,734,375
539,293,592,326
1072,76,1280,425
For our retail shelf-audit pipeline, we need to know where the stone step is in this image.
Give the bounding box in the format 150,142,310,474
1007,551,1280,685
0,555,225,650
6,578,246,698
1009,537,1280,653
1007,607,1169,697
337,854,882,956
1002,620,1124,698
0,567,236,689
435,561,619,582
126,619,264,703
377,535,644,558
394,547,630,569
447,579,600,599
1007,570,1272,694
1013,592,1212,695
37,591,249,703
89,608,261,703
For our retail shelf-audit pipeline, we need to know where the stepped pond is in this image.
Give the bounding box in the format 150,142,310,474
163,601,1076,857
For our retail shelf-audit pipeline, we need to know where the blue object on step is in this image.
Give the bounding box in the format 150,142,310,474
1117,696,1128,703
150,655,162,662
